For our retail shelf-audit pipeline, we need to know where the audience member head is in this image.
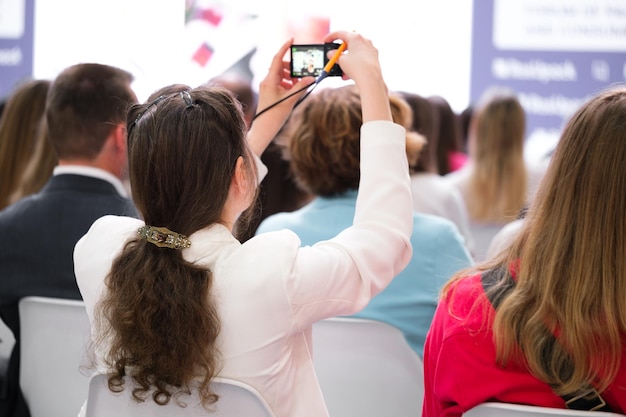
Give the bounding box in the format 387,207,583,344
428,95,464,175
397,91,437,174
46,63,137,179
0,79,50,210
207,72,257,129
96,85,258,406
467,86,526,223
280,84,423,197
465,85,626,398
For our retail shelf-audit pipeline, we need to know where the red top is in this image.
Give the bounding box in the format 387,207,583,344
423,274,626,417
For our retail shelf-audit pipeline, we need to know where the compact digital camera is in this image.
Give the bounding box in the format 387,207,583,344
290,43,343,78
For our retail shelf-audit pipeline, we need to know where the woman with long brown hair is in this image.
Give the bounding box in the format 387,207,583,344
423,85,626,416
75,31,414,417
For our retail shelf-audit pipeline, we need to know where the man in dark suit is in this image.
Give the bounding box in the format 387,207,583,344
0,63,139,417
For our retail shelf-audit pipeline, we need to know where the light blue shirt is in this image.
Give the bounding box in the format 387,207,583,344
256,190,474,357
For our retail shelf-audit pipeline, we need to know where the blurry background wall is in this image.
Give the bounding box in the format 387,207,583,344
1,0,625,161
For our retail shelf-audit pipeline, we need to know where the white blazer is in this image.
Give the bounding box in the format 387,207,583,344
74,121,414,417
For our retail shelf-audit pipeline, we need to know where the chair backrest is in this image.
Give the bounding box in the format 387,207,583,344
312,317,424,417
19,296,92,417
463,402,626,417
85,373,277,417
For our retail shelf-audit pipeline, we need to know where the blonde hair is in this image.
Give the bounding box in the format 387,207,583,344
444,85,626,396
468,87,527,222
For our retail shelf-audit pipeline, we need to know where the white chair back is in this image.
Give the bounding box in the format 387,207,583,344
19,296,92,417
463,402,625,417
85,373,277,417
312,317,424,417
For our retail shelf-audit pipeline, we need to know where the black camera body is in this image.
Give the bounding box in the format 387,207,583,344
290,43,343,78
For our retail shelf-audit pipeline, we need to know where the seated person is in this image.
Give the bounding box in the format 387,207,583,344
257,85,473,357
423,85,626,416
444,87,545,262
0,63,138,417
74,31,415,417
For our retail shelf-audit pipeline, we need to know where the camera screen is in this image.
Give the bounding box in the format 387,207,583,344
291,45,325,78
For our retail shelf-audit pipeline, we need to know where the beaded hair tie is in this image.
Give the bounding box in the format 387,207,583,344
138,225,191,250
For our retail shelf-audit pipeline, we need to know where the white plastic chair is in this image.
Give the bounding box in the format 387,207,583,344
463,402,625,417
18,296,92,417
85,373,277,417
312,317,424,417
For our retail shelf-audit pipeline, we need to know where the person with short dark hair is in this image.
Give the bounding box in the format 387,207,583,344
0,63,139,417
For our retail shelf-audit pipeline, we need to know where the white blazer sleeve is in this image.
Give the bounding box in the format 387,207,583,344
286,120,414,328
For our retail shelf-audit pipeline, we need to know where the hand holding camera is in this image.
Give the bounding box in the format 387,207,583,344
290,43,343,78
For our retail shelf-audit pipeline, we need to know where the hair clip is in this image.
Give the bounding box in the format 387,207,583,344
180,91,194,108
138,225,191,250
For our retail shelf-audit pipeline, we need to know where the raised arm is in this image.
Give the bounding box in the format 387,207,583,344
324,30,392,123
246,39,314,157
285,31,414,322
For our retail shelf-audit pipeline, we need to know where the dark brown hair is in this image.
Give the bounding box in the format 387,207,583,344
428,95,463,175
208,73,257,129
46,63,136,160
95,85,258,408
398,91,437,174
